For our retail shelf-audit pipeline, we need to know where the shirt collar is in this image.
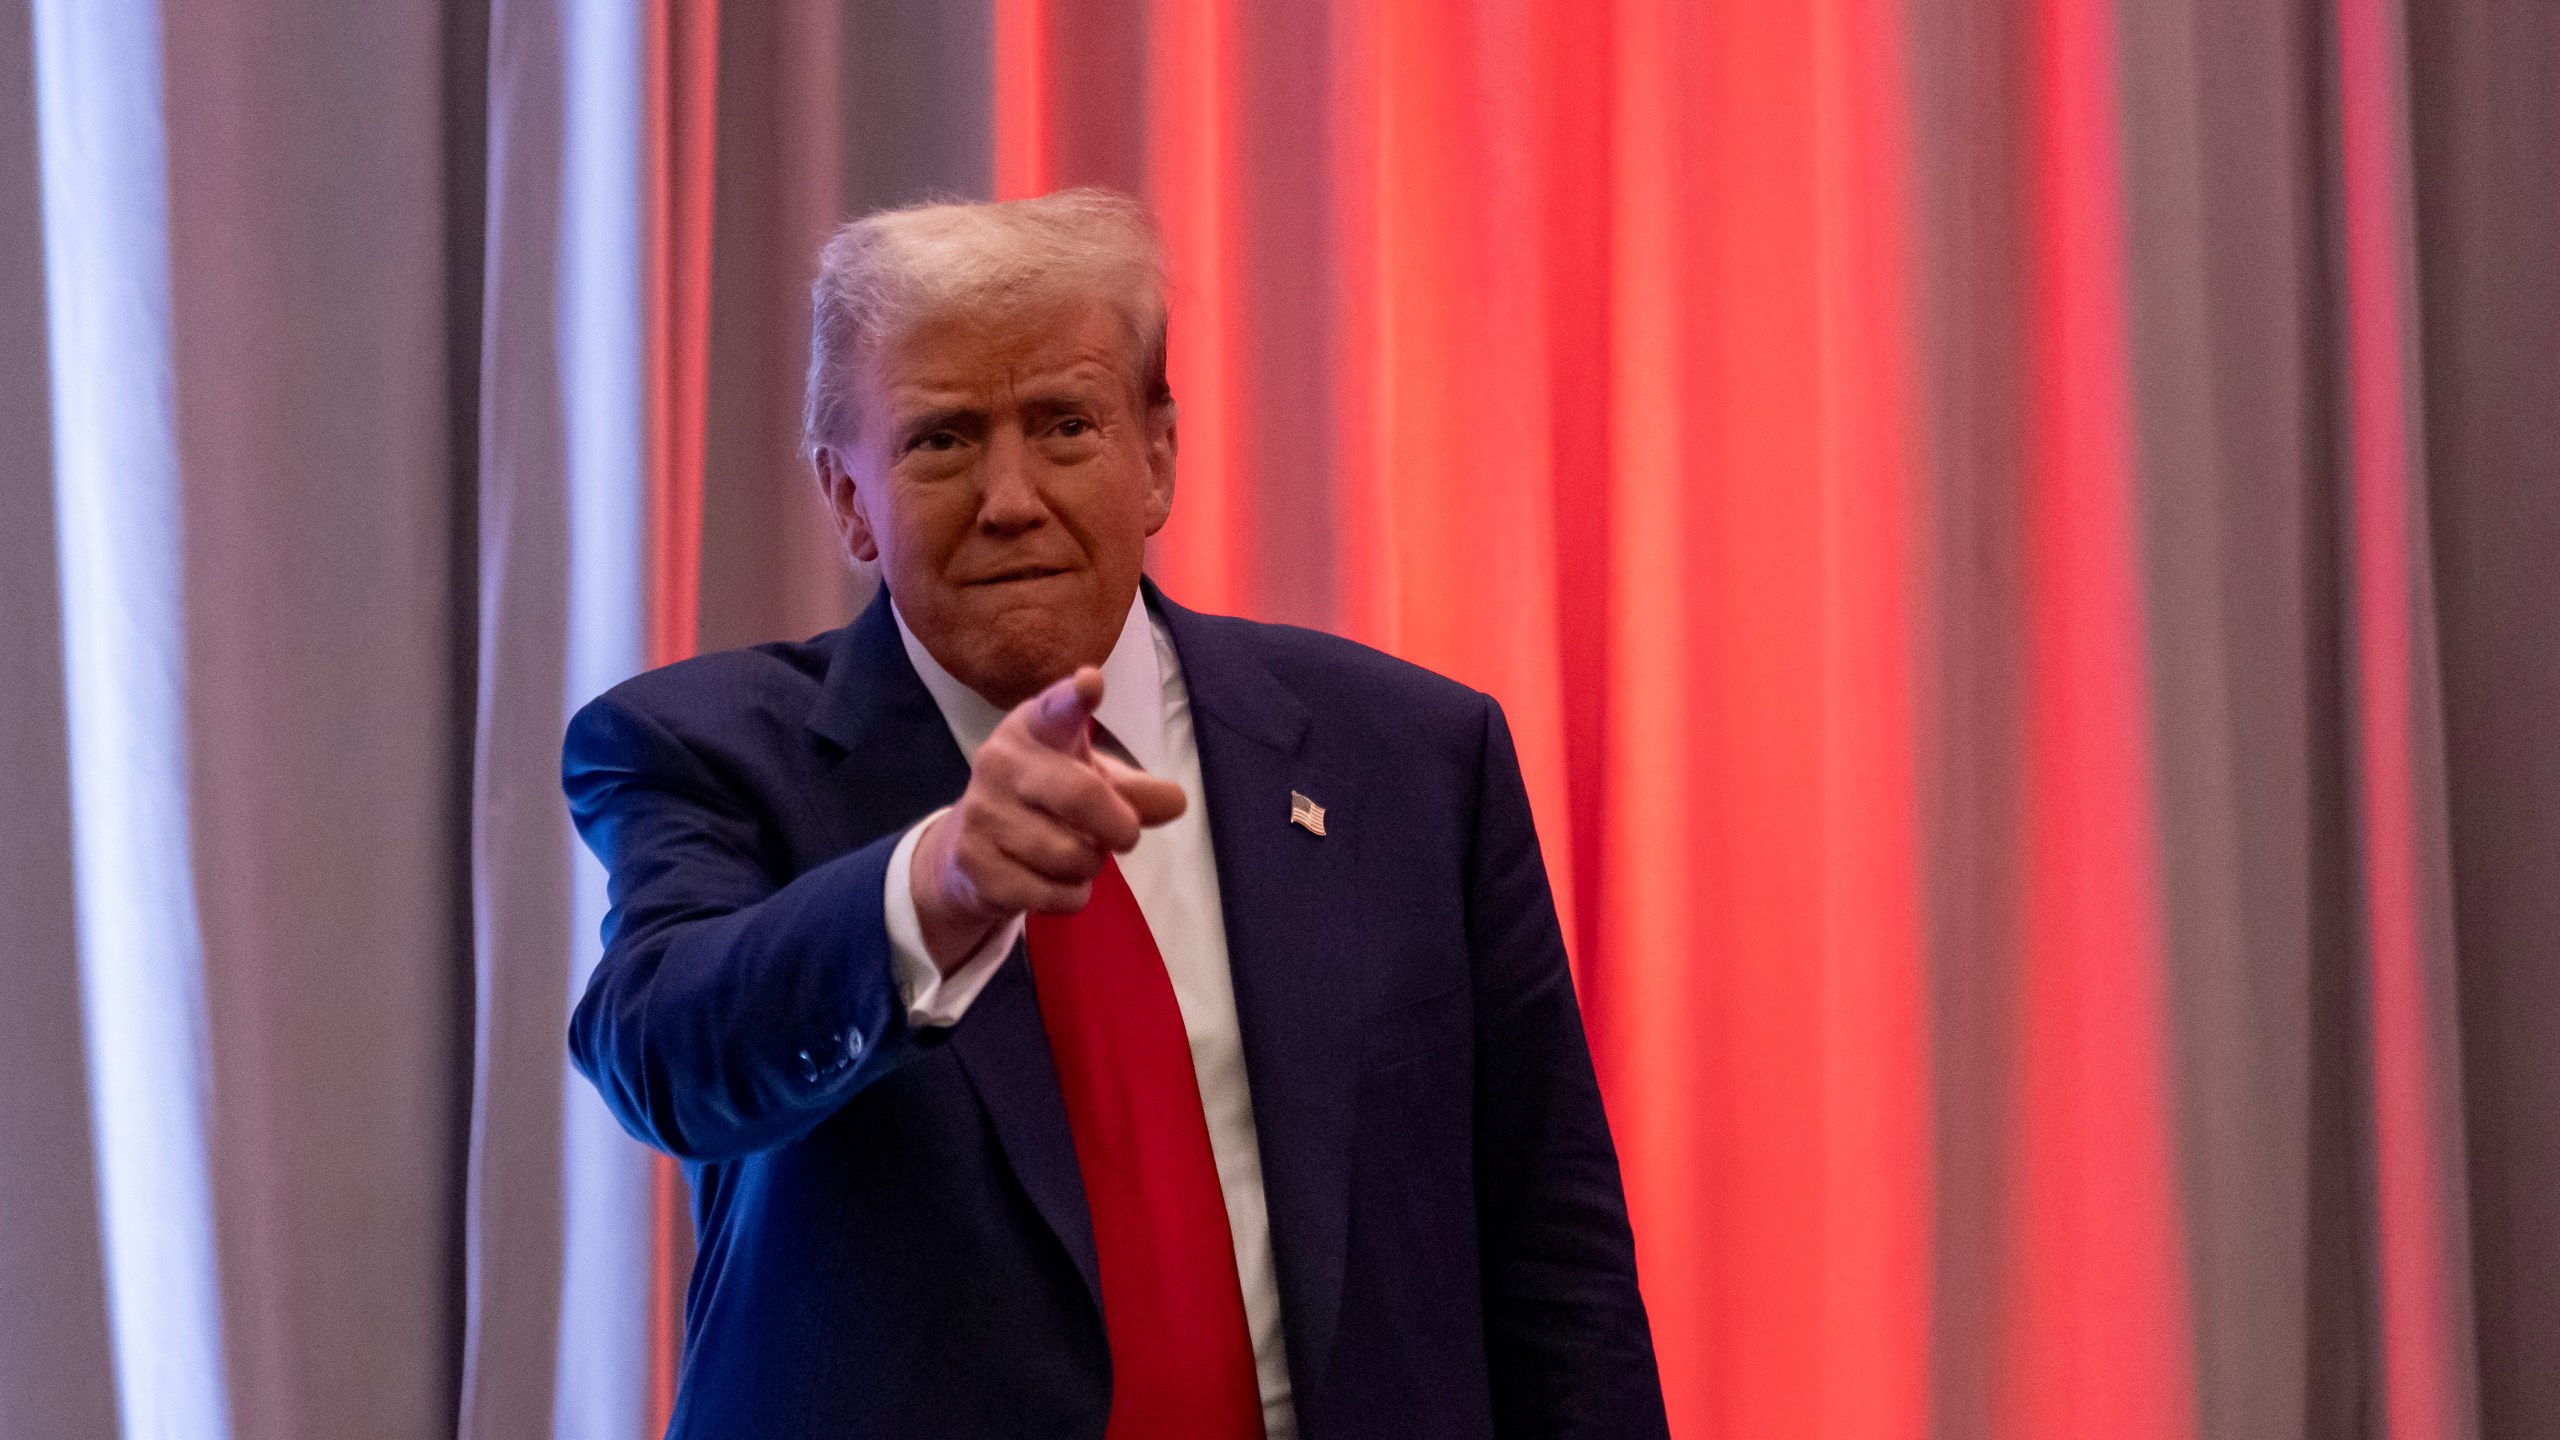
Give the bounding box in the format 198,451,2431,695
890,587,1166,776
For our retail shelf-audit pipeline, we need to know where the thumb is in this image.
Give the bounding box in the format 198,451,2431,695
1021,666,1106,754
1094,752,1187,829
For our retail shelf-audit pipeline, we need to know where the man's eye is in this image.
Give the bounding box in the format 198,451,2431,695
907,431,960,454
1054,417,1092,438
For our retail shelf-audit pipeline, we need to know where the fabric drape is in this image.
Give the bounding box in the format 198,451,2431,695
6,2,479,1437
2,2,2556,1439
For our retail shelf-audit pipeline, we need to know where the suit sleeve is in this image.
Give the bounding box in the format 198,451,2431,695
562,690,944,1162
1467,698,1672,1439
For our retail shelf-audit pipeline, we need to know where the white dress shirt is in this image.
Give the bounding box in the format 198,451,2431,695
879,591,1298,1440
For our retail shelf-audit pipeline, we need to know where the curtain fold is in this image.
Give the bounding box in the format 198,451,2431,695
2408,5,2560,1438
0,6,119,1437
27,2,228,1428
463,2,654,1437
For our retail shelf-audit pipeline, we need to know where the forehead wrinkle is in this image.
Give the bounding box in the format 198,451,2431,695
1018,354,1130,402
886,351,1125,412
860,303,1143,456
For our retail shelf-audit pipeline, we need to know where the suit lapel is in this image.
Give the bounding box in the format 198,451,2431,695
1152,584,1366,1404
801,587,968,839
947,946,1102,1309
803,590,1104,1315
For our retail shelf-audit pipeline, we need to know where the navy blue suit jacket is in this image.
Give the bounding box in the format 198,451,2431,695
565,582,1667,1439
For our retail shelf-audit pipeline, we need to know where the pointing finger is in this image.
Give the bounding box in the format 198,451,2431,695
1020,666,1106,754
1013,754,1145,853
1094,752,1187,829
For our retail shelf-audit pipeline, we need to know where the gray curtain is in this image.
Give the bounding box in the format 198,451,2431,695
5,2,477,1436
2410,3,2560,1433
0,2,984,1437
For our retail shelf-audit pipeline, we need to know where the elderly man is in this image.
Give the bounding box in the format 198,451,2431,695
565,190,1666,1439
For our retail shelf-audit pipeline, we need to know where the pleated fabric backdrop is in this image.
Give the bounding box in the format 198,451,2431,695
2,2,2557,1440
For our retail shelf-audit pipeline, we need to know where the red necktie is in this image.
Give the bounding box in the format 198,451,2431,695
1026,855,1266,1440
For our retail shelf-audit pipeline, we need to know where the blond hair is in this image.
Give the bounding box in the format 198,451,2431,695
802,188,1172,457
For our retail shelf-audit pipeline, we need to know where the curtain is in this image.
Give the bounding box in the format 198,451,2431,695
1005,3,2560,1435
0,2,2554,1439
5,2,480,1437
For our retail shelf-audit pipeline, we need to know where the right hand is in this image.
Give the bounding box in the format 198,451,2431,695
909,665,1187,973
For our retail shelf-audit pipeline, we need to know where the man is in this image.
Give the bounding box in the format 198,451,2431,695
565,189,1666,1439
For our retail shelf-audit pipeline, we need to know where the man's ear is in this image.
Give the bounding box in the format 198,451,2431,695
816,447,881,564
1141,406,1178,538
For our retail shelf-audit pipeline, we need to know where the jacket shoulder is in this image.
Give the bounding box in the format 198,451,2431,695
1185,611,1496,750
565,631,837,775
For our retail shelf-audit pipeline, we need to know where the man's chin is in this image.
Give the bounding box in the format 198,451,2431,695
945,607,1105,708
891,565,1135,706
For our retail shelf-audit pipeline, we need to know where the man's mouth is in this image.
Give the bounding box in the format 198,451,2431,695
968,564,1073,587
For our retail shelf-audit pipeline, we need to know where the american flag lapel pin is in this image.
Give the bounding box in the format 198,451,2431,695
1289,790,1327,837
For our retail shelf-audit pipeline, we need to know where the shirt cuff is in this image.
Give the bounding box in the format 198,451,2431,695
884,807,1022,1029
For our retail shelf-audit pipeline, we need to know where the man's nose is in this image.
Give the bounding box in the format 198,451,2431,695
977,425,1049,534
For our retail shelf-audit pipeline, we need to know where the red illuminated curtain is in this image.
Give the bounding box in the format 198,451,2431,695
641,2,719,1434
989,2,1978,1432
627,1,2546,1436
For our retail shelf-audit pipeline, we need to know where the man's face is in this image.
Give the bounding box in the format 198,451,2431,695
819,297,1175,709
